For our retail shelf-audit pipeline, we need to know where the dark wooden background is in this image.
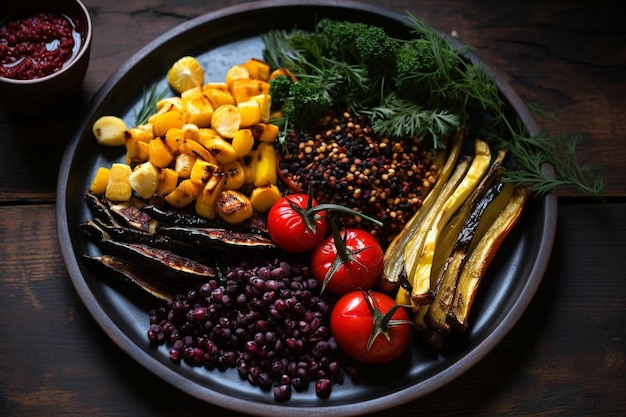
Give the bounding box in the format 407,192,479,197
1,1,624,416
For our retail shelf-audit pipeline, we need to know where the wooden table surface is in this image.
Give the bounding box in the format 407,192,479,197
1,1,624,416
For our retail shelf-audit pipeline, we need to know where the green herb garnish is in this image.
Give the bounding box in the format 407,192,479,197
261,15,603,196
134,84,169,126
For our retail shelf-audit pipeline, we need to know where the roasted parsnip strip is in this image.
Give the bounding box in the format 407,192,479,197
410,139,492,305
395,155,472,305
447,185,531,333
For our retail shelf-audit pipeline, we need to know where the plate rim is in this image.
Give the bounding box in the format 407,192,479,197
56,1,558,415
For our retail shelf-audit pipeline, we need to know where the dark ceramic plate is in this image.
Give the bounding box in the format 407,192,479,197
57,1,557,415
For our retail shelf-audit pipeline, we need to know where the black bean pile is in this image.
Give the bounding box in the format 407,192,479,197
147,257,357,401
278,109,439,246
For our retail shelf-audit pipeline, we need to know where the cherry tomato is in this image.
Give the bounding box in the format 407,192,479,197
330,290,411,364
311,228,383,295
267,193,328,253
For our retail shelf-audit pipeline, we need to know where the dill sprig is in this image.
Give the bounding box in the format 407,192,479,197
134,84,169,125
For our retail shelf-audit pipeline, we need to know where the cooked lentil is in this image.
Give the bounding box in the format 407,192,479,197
278,108,439,246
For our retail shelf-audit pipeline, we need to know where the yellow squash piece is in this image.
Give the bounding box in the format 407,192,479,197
167,56,205,94
231,79,270,104
165,178,202,208
156,168,179,195
203,84,235,108
215,190,253,224
174,153,196,179
149,110,185,138
190,159,220,185
254,142,277,186
148,138,175,168
251,123,279,143
231,129,254,158
237,100,261,127
211,104,241,138
243,58,270,81
225,64,250,91
250,184,282,213
90,167,110,195
223,160,245,190
202,137,237,165
195,167,225,219
129,161,159,199
164,127,184,154
241,150,258,185
105,163,133,201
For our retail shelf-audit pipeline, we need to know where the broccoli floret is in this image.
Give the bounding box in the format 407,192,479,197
283,80,333,129
268,75,294,107
315,19,398,77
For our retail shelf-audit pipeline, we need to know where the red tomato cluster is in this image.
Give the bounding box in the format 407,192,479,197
266,193,412,364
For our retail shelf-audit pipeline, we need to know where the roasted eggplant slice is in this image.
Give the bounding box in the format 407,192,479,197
157,225,275,251
83,254,181,302
84,220,218,281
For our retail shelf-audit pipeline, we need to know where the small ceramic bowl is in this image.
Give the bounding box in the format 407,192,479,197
0,0,92,113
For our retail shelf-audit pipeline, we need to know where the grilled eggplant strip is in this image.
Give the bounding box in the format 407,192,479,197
83,254,180,302
447,185,531,333
85,192,273,252
81,218,210,263
84,219,218,281
157,225,275,251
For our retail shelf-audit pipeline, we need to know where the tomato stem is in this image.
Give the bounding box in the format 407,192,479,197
360,290,414,353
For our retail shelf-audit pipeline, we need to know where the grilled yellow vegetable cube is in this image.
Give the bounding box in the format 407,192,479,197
179,138,217,164
156,96,183,114
223,160,245,190
190,159,220,185
129,161,159,199
250,184,282,213
149,110,185,138
195,167,225,219
156,168,179,195
232,129,254,158
225,64,250,91
174,152,196,179
251,93,271,123
241,150,258,185
165,178,202,208
164,127,183,154
105,163,132,201
211,104,241,138
182,123,201,141
237,100,261,127
254,142,277,186
251,123,279,143
215,190,253,224
184,96,214,127
231,79,270,104
243,58,270,82
90,166,110,195
202,137,237,165
148,138,175,168
203,83,235,108
124,124,153,160
180,86,204,108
